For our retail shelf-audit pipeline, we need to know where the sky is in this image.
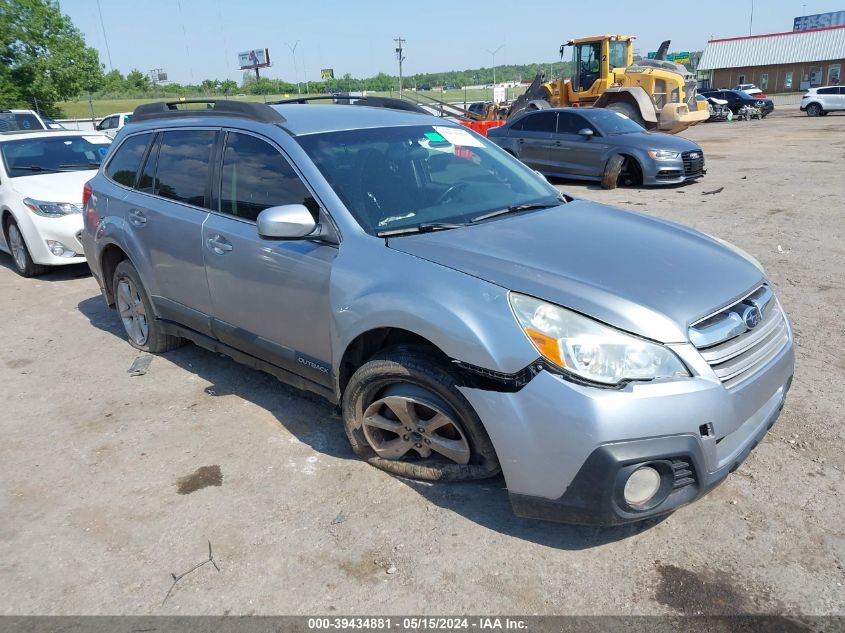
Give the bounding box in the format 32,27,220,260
59,0,845,85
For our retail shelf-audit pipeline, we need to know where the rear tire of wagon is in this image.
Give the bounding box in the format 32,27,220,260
112,260,184,353
341,346,500,482
602,154,625,190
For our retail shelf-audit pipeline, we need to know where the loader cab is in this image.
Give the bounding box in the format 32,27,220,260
564,35,634,100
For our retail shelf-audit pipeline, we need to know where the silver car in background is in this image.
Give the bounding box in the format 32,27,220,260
81,100,793,525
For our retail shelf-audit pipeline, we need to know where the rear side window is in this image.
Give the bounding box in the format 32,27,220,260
105,133,151,187
151,130,216,207
818,87,837,95
220,132,315,222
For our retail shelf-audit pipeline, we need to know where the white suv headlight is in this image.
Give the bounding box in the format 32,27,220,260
509,293,690,386
23,198,82,218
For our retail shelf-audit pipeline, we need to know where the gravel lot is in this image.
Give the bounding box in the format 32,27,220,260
0,109,843,617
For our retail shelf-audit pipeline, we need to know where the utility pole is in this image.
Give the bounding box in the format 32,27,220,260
485,44,505,96
394,37,405,94
286,41,301,95
749,0,754,36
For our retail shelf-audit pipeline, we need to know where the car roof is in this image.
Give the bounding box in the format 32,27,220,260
270,104,449,136
0,130,110,141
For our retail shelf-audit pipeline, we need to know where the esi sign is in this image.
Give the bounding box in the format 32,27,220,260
793,11,845,31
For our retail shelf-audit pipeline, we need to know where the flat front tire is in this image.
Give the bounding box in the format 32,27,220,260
342,346,500,482
602,154,625,190
112,260,183,353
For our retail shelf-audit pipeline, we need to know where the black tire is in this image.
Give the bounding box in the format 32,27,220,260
601,154,625,190
341,346,500,482
3,216,47,278
806,103,822,117
112,260,184,353
604,101,646,129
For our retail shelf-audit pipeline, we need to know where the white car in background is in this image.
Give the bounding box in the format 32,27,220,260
800,86,845,116
733,83,763,96
95,112,133,138
0,109,49,131
0,130,112,276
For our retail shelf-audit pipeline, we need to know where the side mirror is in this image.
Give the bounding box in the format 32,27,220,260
257,204,317,239
578,128,594,138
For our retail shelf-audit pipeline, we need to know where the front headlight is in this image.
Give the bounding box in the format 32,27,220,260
23,198,82,218
647,150,681,161
509,293,689,386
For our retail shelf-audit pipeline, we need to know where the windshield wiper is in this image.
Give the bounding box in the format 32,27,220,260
471,198,566,223
11,165,68,173
377,222,469,237
59,162,101,169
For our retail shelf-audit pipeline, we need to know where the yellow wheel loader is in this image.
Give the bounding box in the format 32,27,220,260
508,36,709,134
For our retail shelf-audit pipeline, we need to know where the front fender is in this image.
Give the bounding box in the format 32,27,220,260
330,243,538,381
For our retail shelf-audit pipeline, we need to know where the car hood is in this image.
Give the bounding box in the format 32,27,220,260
387,200,764,343
9,170,97,203
607,131,700,152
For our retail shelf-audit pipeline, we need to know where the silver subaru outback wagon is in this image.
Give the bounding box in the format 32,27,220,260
81,99,794,525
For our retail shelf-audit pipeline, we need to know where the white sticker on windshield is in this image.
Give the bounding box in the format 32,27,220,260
433,126,485,148
83,135,111,144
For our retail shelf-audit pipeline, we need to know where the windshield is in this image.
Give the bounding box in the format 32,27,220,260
296,124,561,235
0,112,46,132
1,135,111,177
586,109,646,134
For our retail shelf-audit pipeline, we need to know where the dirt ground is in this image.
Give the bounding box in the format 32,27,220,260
1,108,843,617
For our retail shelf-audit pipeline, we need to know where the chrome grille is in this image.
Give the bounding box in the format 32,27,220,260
690,286,789,388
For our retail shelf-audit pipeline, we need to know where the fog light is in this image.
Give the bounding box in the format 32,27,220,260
46,240,76,257
624,466,662,507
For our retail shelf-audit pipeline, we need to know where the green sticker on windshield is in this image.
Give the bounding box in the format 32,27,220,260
424,131,447,142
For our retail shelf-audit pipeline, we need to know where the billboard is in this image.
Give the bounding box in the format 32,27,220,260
793,11,845,31
238,48,270,70
321,68,335,80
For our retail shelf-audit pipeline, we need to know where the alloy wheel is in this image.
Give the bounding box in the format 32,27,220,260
7,224,27,272
362,386,471,465
116,278,149,346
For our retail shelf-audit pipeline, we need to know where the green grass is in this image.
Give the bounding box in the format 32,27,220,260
57,88,526,119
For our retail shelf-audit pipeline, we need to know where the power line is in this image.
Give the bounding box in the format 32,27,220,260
95,0,113,71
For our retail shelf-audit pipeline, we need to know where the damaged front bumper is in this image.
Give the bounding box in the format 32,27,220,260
458,335,794,526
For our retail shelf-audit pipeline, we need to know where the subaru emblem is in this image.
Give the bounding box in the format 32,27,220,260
743,306,762,329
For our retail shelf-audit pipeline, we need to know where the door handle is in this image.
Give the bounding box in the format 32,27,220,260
206,234,233,255
554,140,562,146
517,138,524,144
128,208,147,226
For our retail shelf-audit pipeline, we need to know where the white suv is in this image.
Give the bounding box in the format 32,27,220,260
95,112,133,138
0,130,111,276
801,86,845,116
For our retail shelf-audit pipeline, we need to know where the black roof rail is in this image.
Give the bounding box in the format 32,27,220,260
269,95,428,115
132,99,285,123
